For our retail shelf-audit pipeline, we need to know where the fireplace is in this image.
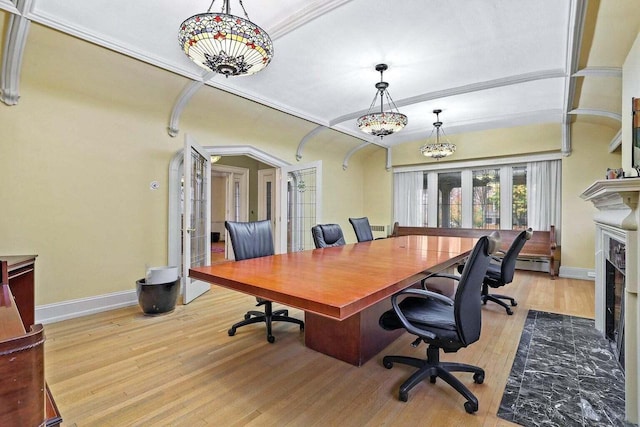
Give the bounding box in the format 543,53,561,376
581,178,640,423
605,235,625,369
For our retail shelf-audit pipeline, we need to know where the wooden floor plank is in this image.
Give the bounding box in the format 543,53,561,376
44,271,595,426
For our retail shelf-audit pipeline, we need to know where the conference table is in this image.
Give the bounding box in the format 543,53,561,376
189,235,476,366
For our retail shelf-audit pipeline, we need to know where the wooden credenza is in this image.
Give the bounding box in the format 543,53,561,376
0,256,62,426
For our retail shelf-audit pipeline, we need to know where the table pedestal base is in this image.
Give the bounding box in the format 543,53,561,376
304,298,403,366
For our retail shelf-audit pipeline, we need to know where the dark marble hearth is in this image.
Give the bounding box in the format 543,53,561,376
498,310,634,427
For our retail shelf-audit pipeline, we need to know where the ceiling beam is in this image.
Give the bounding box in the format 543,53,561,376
329,69,566,127
561,0,588,156
573,66,622,78
568,108,622,122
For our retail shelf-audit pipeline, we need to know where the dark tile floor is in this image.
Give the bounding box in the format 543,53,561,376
498,310,635,427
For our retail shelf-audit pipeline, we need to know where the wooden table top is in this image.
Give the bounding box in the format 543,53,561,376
189,235,476,320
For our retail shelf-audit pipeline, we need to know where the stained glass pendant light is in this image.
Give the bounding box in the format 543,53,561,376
357,64,408,137
179,0,273,77
420,109,456,160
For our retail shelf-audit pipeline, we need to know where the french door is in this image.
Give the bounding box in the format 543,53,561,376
279,161,322,253
182,134,211,304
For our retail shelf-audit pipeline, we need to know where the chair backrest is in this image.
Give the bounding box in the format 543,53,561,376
349,217,374,242
312,224,346,248
500,228,533,283
225,220,275,261
454,235,497,345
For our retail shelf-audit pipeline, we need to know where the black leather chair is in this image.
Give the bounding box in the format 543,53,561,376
379,234,498,413
311,224,346,248
224,220,304,343
349,217,374,242
459,228,532,315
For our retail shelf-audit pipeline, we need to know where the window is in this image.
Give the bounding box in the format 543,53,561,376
512,166,527,230
438,172,461,227
393,157,560,233
472,168,500,229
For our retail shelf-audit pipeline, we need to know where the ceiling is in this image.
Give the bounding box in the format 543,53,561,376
2,0,639,155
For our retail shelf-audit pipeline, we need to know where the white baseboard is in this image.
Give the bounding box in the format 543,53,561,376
35,290,138,324
559,266,595,281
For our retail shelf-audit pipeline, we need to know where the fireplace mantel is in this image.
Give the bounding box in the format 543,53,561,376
581,178,640,229
581,177,640,423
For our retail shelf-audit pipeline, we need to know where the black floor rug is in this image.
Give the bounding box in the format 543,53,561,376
497,310,634,426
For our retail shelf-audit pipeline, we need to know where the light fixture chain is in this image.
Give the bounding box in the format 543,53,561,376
383,90,401,114
366,92,379,115
206,0,217,13
238,0,252,20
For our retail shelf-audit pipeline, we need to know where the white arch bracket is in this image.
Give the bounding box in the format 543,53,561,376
1,0,32,106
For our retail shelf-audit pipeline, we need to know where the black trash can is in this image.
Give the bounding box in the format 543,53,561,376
136,278,180,315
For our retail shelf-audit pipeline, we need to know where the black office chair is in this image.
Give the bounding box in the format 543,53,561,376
459,228,532,315
349,217,375,242
311,224,346,248
379,234,498,413
224,220,304,343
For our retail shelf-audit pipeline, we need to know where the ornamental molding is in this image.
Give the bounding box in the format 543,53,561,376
580,178,640,231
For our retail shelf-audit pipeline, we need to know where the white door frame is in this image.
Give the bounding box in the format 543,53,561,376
258,168,276,230
169,145,289,267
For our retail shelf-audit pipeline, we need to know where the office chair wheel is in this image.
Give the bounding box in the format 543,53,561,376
383,360,393,369
399,391,408,402
300,324,304,331
464,401,478,414
267,335,275,343
228,328,236,336
244,314,251,320
429,375,437,383
506,308,514,315
511,301,518,306
473,372,484,384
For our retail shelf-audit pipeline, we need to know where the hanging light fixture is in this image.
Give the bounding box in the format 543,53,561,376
420,109,456,160
356,64,408,138
178,0,273,77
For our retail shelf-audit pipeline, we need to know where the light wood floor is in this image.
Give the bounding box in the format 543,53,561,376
44,271,594,426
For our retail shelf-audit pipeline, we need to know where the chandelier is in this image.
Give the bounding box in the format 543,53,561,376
420,109,456,160
178,0,273,77
356,64,408,138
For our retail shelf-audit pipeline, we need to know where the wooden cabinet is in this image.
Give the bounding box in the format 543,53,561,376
1,256,62,426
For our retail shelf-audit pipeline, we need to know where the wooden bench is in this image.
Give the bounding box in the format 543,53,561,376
391,223,560,279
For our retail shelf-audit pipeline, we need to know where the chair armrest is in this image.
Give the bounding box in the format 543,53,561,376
390,288,453,339
421,272,460,290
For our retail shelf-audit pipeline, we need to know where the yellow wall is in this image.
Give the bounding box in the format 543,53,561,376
0,25,371,305
392,123,561,167
624,32,640,173
562,123,621,268
0,22,633,308
362,123,621,271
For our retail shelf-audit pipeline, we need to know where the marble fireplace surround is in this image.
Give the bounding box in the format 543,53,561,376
581,178,640,423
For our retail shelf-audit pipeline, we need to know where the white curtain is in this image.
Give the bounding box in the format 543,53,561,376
393,171,424,226
527,160,561,241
